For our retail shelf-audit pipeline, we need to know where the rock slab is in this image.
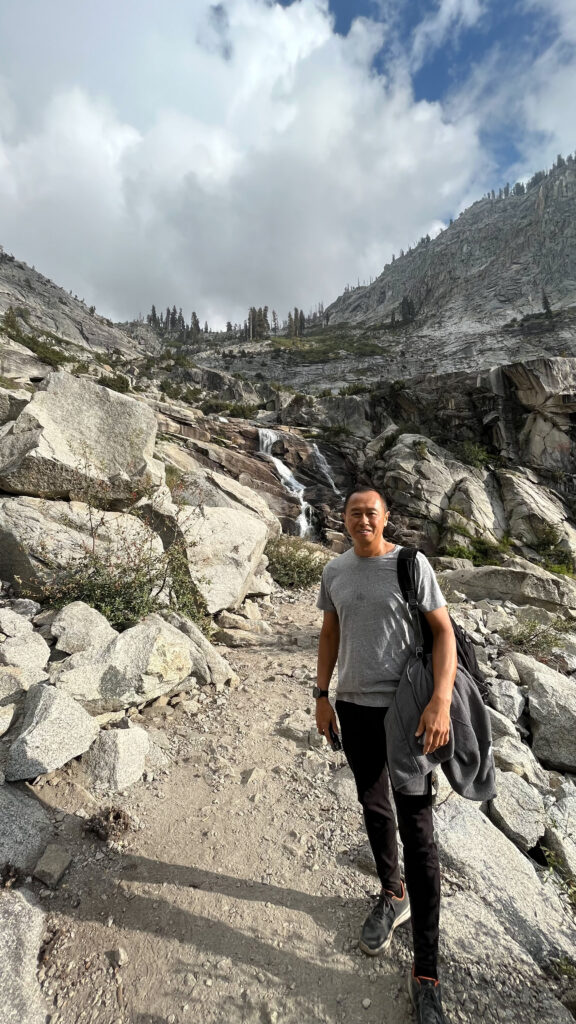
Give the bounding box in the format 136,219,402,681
0,785,53,871
85,725,149,790
0,890,46,1024
6,684,99,780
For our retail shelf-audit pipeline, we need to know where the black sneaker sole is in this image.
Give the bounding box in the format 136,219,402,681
359,902,411,956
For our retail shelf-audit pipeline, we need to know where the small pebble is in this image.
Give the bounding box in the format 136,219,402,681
362,998,371,1009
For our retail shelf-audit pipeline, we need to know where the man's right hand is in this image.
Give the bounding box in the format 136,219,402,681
315,698,339,745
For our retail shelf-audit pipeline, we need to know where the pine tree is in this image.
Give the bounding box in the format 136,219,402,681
271,310,279,335
299,309,305,337
287,311,294,337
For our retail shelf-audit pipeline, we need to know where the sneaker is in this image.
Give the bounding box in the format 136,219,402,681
408,968,449,1024
359,881,411,955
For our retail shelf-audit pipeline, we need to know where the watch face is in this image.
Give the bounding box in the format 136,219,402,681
313,686,327,698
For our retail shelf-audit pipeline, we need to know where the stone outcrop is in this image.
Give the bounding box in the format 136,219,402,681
0,890,47,1024
50,601,118,654
85,724,149,791
0,785,53,871
326,161,576,331
0,386,30,426
439,560,576,612
489,769,546,851
435,796,575,960
179,505,271,614
0,495,164,595
0,372,164,503
5,684,99,780
509,653,576,771
52,613,196,714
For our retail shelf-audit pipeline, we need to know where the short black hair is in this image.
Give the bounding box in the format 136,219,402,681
343,485,390,514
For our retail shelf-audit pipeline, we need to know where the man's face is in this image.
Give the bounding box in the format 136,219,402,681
343,491,389,544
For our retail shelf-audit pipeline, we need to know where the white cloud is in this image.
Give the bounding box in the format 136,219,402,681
411,0,486,70
0,0,489,325
0,0,572,327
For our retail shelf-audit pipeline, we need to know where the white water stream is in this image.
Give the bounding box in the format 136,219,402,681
258,428,315,537
311,443,341,497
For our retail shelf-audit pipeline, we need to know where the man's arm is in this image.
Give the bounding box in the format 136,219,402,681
315,610,340,741
415,606,457,755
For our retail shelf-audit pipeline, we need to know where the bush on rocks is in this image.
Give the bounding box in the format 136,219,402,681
22,524,210,633
265,535,331,590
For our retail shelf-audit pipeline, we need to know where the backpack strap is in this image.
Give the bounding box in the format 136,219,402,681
397,546,425,659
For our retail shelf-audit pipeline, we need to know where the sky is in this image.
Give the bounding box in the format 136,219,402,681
0,0,574,327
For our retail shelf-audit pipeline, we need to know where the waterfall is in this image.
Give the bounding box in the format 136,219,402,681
258,428,314,537
311,443,341,497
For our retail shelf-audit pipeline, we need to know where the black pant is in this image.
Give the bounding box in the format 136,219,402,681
336,700,440,979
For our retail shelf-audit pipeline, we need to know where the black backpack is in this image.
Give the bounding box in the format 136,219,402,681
397,546,492,704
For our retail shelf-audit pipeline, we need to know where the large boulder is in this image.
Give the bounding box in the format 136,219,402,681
544,793,576,877
487,677,525,722
489,769,546,851
0,785,53,871
498,470,576,559
492,734,550,791
161,610,239,690
0,608,50,683
0,891,47,1024
439,558,576,612
435,796,575,960
375,434,506,548
178,505,270,613
0,386,30,426
52,612,221,713
50,601,118,654
0,371,164,503
85,725,149,791
439,892,573,1024
0,495,164,595
158,442,282,535
509,653,576,772
5,684,99,780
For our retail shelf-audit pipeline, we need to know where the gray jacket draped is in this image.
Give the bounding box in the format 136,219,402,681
384,655,496,799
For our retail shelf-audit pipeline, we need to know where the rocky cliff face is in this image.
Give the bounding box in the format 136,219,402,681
326,160,576,330
0,249,152,360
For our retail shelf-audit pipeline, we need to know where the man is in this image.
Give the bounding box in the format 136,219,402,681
315,486,456,1024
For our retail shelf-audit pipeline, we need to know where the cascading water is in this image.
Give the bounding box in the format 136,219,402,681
311,443,341,497
258,428,315,537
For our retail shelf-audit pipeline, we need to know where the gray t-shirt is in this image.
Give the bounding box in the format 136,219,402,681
317,545,446,707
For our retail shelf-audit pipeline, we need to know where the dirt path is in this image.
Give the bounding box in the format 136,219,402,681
33,589,416,1024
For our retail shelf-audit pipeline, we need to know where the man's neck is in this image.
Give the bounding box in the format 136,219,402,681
353,538,395,559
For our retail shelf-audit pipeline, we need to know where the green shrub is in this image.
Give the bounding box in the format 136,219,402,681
338,383,370,396
99,373,130,394
500,619,561,658
451,441,491,469
164,464,183,490
412,439,428,458
226,402,258,418
441,544,474,561
24,513,210,633
160,379,184,401
265,535,331,589
533,525,574,575
200,398,229,415
1,307,71,367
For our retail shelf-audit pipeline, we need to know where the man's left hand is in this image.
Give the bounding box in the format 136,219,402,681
415,697,451,755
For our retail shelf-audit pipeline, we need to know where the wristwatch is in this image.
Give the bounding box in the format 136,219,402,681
312,686,330,699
